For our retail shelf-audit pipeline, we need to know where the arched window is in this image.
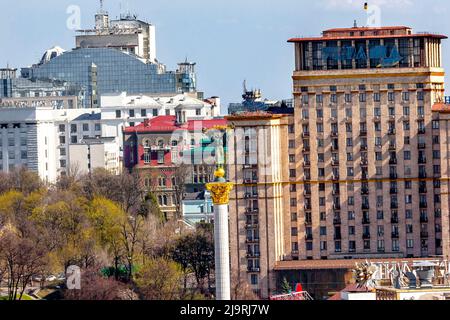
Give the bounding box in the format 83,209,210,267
143,139,150,148
163,195,168,206
159,176,167,187
158,139,164,147
158,196,163,206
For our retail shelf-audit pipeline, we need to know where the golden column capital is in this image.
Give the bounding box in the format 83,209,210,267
206,182,234,205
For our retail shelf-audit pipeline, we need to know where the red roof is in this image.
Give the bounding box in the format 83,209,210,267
288,33,448,43
432,103,450,113
123,116,227,133
323,26,411,33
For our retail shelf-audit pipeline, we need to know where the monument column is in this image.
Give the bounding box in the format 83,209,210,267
206,167,233,301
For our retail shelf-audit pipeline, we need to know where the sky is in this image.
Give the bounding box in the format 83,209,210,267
0,0,449,112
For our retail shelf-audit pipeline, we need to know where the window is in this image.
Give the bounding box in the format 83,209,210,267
316,94,323,103
59,124,66,132
152,109,158,117
71,124,77,133
71,136,77,144
21,151,27,160
417,91,424,101
196,109,201,116
251,275,258,285
388,92,395,102
59,136,66,144
129,109,135,118
402,92,410,101
60,148,66,156
432,121,440,130
95,123,101,131
359,93,366,102
289,155,295,163
60,160,66,168
116,110,121,118
83,123,89,132
20,137,27,146
141,109,147,117
348,211,355,220
8,138,14,147
345,94,352,103
157,151,165,164
373,92,381,102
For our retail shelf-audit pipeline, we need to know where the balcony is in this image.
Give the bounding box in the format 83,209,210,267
360,160,368,166
419,172,427,179
245,238,260,244
361,173,369,181
247,267,261,273
389,144,397,150
418,158,427,164
302,132,310,138
149,145,172,152
420,232,429,238
360,145,368,151
420,216,429,223
390,188,398,195
390,173,398,179
333,204,341,210
245,222,258,229
246,208,259,214
331,160,340,166
360,130,367,136
304,204,312,210
331,131,339,137
243,164,258,169
361,188,369,195
334,234,342,240
362,218,371,224
363,233,371,239
302,146,311,152
391,203,399,209
391,232,400,239
362,203,370,210
391,217,399,224
303,189,311,196
332,189,340,196
244,193,258,199
246,252,261,258
388,129,396,135
333,218,342,225
304,220,312,226
420,202,428,209
418,129,426,135
418,143,426,149
304,161,311,167
419,187,427,193
332,174,340,181
305,234,313,241
389,158,398,165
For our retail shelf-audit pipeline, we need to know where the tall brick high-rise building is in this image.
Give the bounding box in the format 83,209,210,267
228,25,450,299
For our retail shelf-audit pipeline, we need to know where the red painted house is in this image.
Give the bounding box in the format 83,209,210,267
123,114,226,219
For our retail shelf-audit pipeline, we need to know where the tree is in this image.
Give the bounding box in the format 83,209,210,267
171,230,214,295
281,277,292,294
230,270,259,300
62,266,133,300
86,197,127,280
134,258,183,300
0,167,43,196
30,191,95,271
171,164,191,220
0,227,48,301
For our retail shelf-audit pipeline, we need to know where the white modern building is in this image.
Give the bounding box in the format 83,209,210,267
0,91,219,182
101,92,220,148
69,137,120,175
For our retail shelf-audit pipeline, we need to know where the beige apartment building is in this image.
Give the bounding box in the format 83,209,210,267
228,25,450,299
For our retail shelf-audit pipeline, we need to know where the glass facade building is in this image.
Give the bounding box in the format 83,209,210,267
24,48,179,108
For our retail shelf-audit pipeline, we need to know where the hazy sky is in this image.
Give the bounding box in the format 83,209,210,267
0,0,449,110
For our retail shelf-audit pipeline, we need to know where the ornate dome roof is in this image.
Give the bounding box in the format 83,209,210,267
39,46,66,65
